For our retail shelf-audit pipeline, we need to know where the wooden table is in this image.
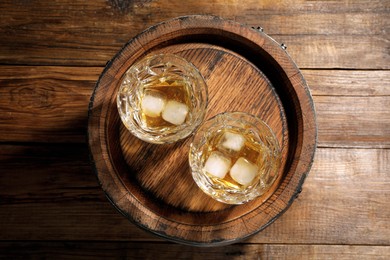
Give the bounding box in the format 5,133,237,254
0,0,389,258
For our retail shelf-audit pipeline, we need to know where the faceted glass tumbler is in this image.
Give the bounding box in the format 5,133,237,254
117,54,208,144
189,112,282,204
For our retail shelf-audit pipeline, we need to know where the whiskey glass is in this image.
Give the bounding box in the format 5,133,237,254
117,53,208,144
189,112,281,204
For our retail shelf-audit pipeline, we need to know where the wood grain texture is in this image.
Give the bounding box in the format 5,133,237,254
0,0,388,68
0,0,389,256
304,70,390,96
1,145,388,245
117,47,288,213
0,66,101,143
0,66,388,146
316,96,390,148
0,242,389,260
0,144,155,242
278,35,389,69
249,147,390,244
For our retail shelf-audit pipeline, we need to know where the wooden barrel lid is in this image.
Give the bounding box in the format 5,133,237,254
88,15,317,246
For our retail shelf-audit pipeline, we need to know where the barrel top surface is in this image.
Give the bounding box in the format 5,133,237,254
88,15,317,246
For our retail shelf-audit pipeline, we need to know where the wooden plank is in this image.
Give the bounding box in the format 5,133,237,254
0,145,388,244
0,242,389,260
0,66,101,143
315,96,390,148
0,144,155,241
0,66,388,147
0,1,388,68
304,70,390,96
2,0,388,16
1,34,387,69
1,0,387,34
251,13,388,35
277,35,389,69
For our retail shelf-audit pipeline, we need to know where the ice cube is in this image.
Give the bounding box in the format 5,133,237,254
220,132,245,152
162,100,189,125
141,93,166,117
203,152,231,179
230,157,259,185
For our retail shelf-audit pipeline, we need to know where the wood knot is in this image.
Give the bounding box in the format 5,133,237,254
107,0,151,14
11,86,54,109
